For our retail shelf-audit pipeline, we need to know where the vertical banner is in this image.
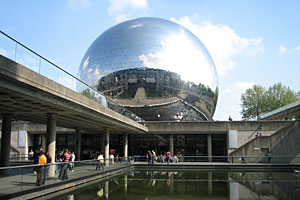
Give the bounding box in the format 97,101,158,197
229,130,238,149
18,130,26,147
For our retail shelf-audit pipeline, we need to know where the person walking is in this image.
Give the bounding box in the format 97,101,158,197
59,149,70,180
166,150,171,164
96,152,104,170
28,150,34,159
36,151,47,186
267,151,272,164
42,152,52,185
152,150,156,164
70,152,75,172
147,151,152,165
110,153,114,164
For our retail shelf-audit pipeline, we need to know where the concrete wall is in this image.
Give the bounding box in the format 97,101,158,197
230,120,300,163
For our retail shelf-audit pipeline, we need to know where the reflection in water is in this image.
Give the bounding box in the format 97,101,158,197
50,170,300,200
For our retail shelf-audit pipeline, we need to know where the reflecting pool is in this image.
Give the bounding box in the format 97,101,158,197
48,169,300,200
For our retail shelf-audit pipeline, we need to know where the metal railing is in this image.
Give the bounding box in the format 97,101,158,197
0,30,144,124
133,155,300,164
0,157,132,199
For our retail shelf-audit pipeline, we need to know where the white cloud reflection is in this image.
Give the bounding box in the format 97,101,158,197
139,30,217,89
170,17,264,76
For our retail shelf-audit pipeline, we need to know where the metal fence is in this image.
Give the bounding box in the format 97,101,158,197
133,155,300,164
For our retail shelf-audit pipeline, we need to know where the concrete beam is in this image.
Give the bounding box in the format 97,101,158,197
146,121,291,134
0,55,148,134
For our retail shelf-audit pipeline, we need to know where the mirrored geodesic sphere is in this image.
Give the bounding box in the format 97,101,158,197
78,17,218,120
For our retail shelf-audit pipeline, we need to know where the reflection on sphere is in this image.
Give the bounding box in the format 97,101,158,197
78,17,218,120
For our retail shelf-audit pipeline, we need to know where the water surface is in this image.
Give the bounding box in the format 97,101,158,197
49,169,300,200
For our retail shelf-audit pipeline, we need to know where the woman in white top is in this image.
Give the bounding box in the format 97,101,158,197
70,152,75,172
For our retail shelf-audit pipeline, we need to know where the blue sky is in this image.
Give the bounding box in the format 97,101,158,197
0,0,299,120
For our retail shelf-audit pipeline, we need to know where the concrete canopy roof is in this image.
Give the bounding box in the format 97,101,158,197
0,55,148,134
260,100,300,120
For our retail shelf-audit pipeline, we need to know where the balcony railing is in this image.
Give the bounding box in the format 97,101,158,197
0,30,144,124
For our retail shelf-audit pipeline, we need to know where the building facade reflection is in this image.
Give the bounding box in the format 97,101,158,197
78,17,219,121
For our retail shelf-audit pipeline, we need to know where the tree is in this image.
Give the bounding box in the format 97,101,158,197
241,83,300,120
241,85,267,120
266,83,299,111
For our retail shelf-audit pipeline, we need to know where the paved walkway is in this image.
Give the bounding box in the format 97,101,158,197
1,161,299,199
0,162,131,199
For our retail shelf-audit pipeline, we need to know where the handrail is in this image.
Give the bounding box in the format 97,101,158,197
0,30,145,123
0,30,92,95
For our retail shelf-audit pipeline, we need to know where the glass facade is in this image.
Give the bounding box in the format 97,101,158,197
78,17,218,120
56,134,76,153
174,134,208,157
129,134,169,156
31,132,226,160
129,134,226,160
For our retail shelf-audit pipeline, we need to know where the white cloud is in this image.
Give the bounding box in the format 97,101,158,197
57,76,76,90
66,0,91,8
170,17,264,76
108,0,148,13
293,45,300,52
138,30,217,88
213,81,255,120
0,47,15,60
108,0,148,22
279,45,288,54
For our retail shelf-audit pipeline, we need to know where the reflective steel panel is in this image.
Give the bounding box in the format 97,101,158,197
78,17,219,120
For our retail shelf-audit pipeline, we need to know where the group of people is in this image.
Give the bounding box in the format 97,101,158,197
31,148,76,186
95,151,119,170
31,147,52,186
147,150,179,164
56,149,76,181
255,132,262,137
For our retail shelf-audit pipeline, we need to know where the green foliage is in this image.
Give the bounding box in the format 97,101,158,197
241,82,300,120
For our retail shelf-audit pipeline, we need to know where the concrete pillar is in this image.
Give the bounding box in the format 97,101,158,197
124,133,128,161
208,172,213,195
170,172,174,194
124,174,128,197
207,134,212,162
101,133,104,154
75,128,81,161
169,134,174,156
25,132,29,160
105,180,109,199
104,128,110,166
42,134,46,150
46,113,57,177
0,113,13,167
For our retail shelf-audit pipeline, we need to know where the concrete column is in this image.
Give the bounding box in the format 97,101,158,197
208,172,213,196
105,180,109,199
124,133,128,161
104,128,110,166
75,128,81,161
169,134,174,156
0,113,13,167
101,134,104,154
124,174,128,197
25,132,29,160
42,134,46,150
46,113,57,177
170,172,174,194
207,134,212,162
